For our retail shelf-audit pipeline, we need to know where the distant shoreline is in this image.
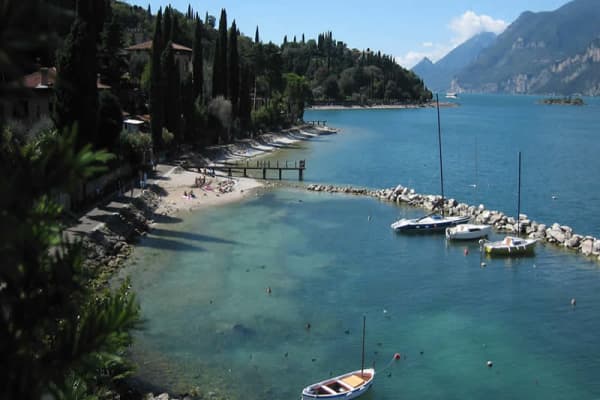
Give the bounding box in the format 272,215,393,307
307,102,458,111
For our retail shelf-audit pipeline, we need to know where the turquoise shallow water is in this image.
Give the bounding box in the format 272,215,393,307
121,95,600,399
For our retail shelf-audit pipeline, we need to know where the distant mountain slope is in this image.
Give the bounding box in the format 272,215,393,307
412,32,496,92
453,0,600,94
533,38,600,95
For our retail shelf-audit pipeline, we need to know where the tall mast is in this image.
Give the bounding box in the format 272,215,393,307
361,315,366,377
436,94,445,216
517,151,521,236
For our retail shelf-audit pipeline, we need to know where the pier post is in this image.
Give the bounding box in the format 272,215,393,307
262,168,266,179
243,168,247,177
279,169,282,180
228,168,232,177
299,169,303,181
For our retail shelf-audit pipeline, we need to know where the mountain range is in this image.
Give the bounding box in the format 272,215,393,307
412,32,496,92
413,0,600,95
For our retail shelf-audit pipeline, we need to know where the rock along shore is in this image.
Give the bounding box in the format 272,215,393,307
306,183,600,260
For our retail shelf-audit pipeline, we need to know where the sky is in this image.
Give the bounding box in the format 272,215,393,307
124,0,572,68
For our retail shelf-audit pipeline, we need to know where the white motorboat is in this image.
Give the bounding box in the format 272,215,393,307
391,214,470,232
445,223,491,240
445,92,458,99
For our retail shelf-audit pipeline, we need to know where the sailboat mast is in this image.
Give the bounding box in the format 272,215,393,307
517,151,521,236
436,94,445,216
361,315,366,377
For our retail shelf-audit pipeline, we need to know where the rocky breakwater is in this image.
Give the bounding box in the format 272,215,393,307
78,189,162,283
306,183,600,261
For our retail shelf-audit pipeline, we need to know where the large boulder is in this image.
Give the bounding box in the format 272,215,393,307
546,227,566,244
580,238,594,255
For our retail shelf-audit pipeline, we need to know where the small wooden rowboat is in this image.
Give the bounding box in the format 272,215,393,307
301,368,375,399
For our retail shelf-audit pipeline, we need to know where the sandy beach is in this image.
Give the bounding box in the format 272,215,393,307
151,166,265,217
148,124,333,217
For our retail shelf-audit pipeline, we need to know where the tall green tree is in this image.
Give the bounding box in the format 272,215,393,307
255,25,260,43
161,42,181,142
163,6,172,44
98,0,125,90
97,90,123,151
192,16,204,102
54,15,99,150
150,8,165,150
212,8,228,98
284,72,310,122
228,20,240,116
239,65,252,132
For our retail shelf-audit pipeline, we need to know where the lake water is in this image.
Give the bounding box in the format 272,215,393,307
121,95,600,399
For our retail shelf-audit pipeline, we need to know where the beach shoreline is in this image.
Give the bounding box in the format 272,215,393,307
149,124,334,218
307,102,458,111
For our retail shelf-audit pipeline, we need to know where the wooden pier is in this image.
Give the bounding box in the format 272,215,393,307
306,120,327,126
210,160,306,181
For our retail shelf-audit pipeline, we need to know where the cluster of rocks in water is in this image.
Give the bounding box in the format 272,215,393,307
307,183,600,261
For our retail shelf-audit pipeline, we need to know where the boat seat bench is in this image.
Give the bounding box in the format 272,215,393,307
320,385,337,394
336,380,354,390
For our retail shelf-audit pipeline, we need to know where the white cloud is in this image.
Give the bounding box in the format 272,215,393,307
448,11,507,46
396,11,508,69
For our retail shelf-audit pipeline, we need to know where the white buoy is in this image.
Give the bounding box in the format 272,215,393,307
480,262,486,268
571,298,576,306
487,360,493,368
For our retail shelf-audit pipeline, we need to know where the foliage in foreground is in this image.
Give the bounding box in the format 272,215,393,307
0,127,142,399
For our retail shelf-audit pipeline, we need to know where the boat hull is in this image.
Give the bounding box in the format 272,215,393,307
445,224,491,240
391,215,470,232
301,368,375,399
484,236,536,256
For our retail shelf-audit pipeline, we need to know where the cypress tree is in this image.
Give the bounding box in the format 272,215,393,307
239,65,252,132
54,0,106,150
255,26,259,43
192,17,204,102
97,90,123,151
163,6,172,43
150,8,164,150
99,0,125,90
212,8,228,98
161,42,181,142
228,20,239,115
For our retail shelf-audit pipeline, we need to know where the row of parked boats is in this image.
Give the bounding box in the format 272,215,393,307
390,211,536,255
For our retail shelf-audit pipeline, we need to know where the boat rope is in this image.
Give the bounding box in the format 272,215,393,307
378,354,402,373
